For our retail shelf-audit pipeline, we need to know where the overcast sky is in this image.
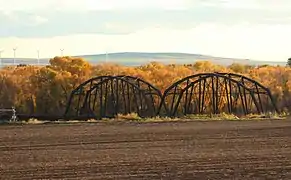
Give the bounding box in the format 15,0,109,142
0,0,290,61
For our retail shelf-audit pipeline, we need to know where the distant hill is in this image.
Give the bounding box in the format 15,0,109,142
0,52,286,67
76,52,286,66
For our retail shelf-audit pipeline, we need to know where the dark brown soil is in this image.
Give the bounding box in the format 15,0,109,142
1,120,291,179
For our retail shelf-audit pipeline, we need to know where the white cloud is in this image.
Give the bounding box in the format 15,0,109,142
1,11,48,26
0,0,290,62
1,10,18,20
0,23,290,61
0,0,192,11
208,0,291,11
30,15,48,25
1,0,291,12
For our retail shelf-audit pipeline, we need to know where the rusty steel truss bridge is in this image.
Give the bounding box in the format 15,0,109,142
63,72,278,120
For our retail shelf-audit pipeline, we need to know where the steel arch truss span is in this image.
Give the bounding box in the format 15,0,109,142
159,73,278,117
64,75,163,119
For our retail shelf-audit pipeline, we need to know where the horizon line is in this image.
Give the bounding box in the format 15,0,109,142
0,51,286,63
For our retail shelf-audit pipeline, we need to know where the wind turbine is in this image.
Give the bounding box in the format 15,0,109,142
0,49,3,67
105,51,108,63
36,48,40,65
105,46,111,63
60,48,64,56
13,47,17,66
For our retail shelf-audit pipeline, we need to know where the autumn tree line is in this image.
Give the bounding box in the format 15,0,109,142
0,56,290,116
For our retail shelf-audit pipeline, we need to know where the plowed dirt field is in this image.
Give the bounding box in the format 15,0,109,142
0,120,291,179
